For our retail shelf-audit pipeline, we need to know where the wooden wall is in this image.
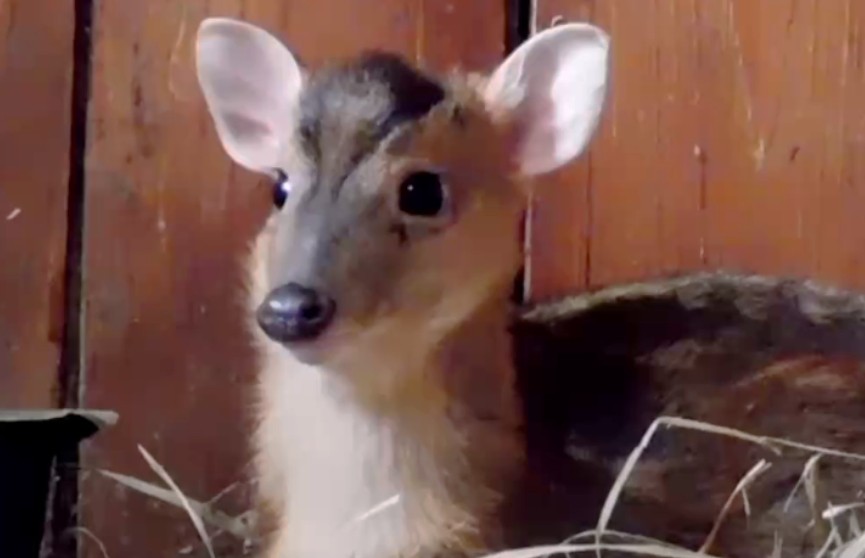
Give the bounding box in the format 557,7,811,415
529,0,865,300
2,1,865,557
0,1,75,409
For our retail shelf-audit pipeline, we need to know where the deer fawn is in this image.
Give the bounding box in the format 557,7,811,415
196,17,610,558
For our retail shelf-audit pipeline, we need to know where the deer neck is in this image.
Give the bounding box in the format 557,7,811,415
255,283,523,557
330,287,519,419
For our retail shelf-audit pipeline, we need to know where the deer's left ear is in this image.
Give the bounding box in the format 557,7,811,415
482,23,611,177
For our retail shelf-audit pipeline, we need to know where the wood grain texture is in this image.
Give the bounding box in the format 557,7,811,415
79,1,504,557
529,0,865,301
0,1,74,408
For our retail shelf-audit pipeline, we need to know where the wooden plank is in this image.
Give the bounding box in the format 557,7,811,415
530,0,865,300
79,2,504,557
529,0,708,299
0,1,75,408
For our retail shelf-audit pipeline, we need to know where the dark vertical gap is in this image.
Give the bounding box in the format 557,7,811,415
60,0,93,425
512,211,528,305
505,0,532,54
505,0,533,303
49,0,95,556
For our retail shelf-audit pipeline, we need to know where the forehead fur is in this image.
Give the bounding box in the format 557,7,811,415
297,52,447,172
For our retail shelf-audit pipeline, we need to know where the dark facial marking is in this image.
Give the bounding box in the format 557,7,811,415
363,52,446,134
303,51,445,141
297,52,446,191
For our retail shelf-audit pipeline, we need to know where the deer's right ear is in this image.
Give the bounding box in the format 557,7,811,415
196,18,304,174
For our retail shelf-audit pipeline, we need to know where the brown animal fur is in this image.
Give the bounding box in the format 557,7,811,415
246,56,526,558
512,271,865,558
198,20,865,558
245,255,865,558
195,19,612,557
241,54,865,558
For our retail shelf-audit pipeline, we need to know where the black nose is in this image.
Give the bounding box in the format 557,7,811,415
256,283,336,343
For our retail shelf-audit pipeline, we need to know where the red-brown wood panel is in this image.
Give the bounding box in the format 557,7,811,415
79,2,504,557
529,0,865,301
0,2,74,408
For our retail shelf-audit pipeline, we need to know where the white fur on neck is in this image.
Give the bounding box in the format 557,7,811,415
246,229,521,558
254,339,490,558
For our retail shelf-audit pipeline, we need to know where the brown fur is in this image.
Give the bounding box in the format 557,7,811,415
246,56,526,558
198,21,865,558
511,271,865,557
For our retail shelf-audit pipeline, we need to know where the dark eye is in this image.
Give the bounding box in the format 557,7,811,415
398,171,445,217
272,169,292,209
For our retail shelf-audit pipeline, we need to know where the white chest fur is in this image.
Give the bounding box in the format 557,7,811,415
253,346,509,558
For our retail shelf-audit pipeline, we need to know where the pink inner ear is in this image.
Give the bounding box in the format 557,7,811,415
215,111,284,171
222,112,272,145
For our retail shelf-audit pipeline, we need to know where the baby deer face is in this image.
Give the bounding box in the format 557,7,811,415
196,18,610,364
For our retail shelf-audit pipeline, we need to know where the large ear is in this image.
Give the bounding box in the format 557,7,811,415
195,17,304,174
483,23,610,176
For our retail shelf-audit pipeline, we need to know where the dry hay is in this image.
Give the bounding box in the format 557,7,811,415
93,416,865,558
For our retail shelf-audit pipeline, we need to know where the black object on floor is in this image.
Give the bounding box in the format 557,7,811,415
0,409,116,558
